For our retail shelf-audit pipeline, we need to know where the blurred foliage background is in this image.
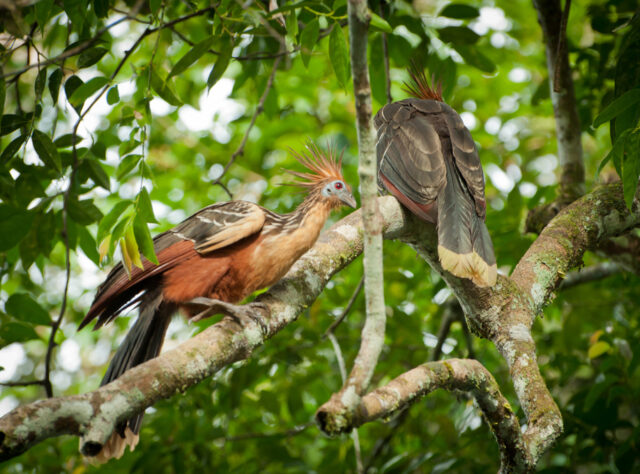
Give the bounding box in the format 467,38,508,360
1,0,639,472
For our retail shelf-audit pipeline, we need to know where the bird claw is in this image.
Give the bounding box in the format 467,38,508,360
186,298,269,334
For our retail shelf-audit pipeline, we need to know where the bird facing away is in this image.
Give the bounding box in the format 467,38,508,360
374,66,497,287
79,142,356,462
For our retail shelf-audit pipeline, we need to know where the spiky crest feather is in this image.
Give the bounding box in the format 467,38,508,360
402,62,443,102
284,141,347,189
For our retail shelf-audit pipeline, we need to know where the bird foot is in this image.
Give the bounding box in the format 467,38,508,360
187,297,269,333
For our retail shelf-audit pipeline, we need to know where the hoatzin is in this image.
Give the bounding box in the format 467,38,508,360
79,143,356,461
374,67,497,287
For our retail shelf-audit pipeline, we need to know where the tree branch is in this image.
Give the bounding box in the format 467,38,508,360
315,0,386,436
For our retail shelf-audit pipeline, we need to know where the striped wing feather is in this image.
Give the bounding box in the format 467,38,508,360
80,201,265,329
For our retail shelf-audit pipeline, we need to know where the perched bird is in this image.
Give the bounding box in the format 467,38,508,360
374,66,496,287
79,142,356,461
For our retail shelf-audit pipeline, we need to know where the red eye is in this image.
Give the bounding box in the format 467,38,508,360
334,182,343,190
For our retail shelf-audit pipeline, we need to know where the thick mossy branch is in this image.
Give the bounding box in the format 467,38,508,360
356,359,533,472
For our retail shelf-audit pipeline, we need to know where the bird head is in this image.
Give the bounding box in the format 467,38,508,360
403,62,443,102
285,142,357,209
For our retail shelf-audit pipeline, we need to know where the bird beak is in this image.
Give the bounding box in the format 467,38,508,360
338,190,357,208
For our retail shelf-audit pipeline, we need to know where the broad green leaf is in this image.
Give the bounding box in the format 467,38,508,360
137,187,158,223
35,67,47,99
596,131,627,178
67,198,103,225
593,89,640,128
34,0,54,30
78,225,100,265
64,75,84,113
1,114,30,136
84,158,110,190
300,18,319,68
116,153,143,179
31,129,61,171
78,47,109,68
63,0,86,30
6,293,51,325
455,45,496,73
124,224,143,270
588,341,611,359
107,85,119,105
169,36,216,78
48,68,63,103
621,130,640,209
438,26,480,45
150,67,182,106
54,133,82,148
0,204,33,251
207,40,233,89
94,0,109,18
149,0,161,14
369,12,392,34
439,4,480,19
584,376,616,411
69,76,109,109
0,134,27,164
97,200,132,242
329,23,350,89
0,322,40,344
133,213,159,264
286,9,299,41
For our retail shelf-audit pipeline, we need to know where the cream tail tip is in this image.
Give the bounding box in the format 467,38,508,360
88,428,139,464
438,245,497,287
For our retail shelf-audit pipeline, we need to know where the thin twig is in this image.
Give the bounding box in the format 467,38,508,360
323,276,364,337
211,51,283,195
558,261,623,290
215,422,312,442
0,380,46,388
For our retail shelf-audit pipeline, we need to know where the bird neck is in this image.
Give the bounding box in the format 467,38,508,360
291,189,334,231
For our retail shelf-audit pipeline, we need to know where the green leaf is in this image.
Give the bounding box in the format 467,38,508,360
64,75,84,113
439,4,480,19
133,212,159,264
48,68,63,104
207,40,233,90
31,129,61,171
149,0,161,14
150,67,182,106
0,72,5,114
0,134,27,164
584,376,616,412
35,67,47,99
593,89,640,128
622,130,640,209
588,340,611,359
169,36,216,78
1,114,30,136
300,18,319,68
0,204,34,251
34,0,54,30
6,293,51,325
438,26,480,45
329,23,350,89
369,12,392,34
94,0,109,18
106,85,119,105
78,225,101,264
286,9,299,41
69,76,109,109
0,322,40,344
54,133,82,148
85,158,110,190
63,0,86,30
78,47,109,68
137,187,158,223
97,200,133,242
67,198,103,225
455,45,496,73
116,153,143,179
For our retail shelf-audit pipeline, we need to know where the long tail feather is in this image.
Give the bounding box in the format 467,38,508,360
92,287,175,463
437,157,496,287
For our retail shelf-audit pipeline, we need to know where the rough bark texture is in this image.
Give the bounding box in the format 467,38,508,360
1,186,638,471
315,0,386,434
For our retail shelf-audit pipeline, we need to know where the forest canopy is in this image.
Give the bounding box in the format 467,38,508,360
0,0,640,472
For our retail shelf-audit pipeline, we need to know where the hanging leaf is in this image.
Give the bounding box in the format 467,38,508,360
116,153,143,179
94,0,109,18
169,36,216,78
0,204,33,251
455,45,496,73
0,134,27,164
329,23,350,89
67,198,103,225
69,76,109,110
207,39,233,90
438,26,481,45
6,293,51,325
78,47,109,68
97,200,133,242
137,187,158,223
0,322,40,344
31,129,61,171
439,4,480,19
78,225,101,265
588,340,611,359
133,213,159,264
107,85,119,105
149,67,183,106
64,75,84,113
124,224,143,270
48,68,63,103
593,88,640,128
300,18,319,68
35,67,47,99
621,130,640,209
1,114,30,136
369,12,392,34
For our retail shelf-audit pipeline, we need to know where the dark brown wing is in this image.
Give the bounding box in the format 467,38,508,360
79,201,266,329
